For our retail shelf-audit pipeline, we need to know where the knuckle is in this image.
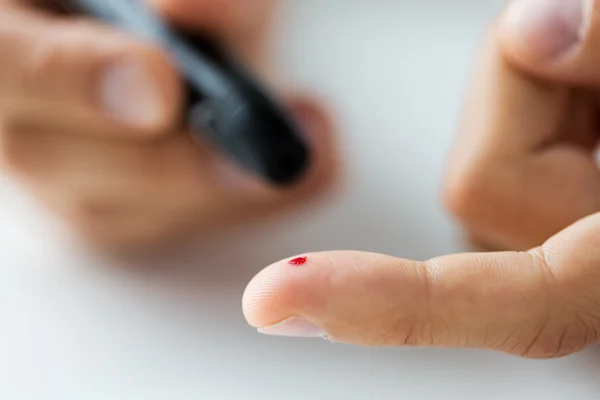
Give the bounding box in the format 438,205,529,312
528,247,558,283
0,128,29,173
442,163,491,224
517,323,596,359
443,158,528,249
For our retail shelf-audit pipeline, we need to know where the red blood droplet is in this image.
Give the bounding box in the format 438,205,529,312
288,256,308,266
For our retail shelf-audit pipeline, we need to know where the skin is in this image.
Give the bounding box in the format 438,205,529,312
0,0,338,251
243,2,600,358
5,0,600,360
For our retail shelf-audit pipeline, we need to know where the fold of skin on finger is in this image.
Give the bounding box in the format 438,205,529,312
244,212,600,357
443,24,600,251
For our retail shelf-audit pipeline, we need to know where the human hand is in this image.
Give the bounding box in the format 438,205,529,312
243,0,600,358
0,0,337,250
444,0,600,251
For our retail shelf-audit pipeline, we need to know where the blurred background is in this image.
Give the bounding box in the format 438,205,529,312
2,0,600,399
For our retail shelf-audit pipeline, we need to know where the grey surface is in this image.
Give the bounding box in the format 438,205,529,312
2,1,600,399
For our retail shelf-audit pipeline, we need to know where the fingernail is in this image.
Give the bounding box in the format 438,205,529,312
504,0,592,59
99,60,167,128
257,317,327,338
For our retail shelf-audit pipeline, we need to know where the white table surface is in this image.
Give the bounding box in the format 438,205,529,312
2,1,600,399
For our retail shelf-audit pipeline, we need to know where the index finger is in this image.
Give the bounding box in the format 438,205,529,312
243,213,600,358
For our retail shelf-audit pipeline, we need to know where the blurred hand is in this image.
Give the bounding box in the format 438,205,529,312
0,0,337,250
243,0,600,358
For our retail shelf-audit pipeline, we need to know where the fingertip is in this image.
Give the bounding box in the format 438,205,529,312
242,252,333,329
242,259,286,328
499,0,582,60
243,251,433,344
495,8,541,77
496,0,596,83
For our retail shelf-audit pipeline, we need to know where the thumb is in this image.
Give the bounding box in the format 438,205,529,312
498,0,600,85
243,214,600,358
0,9,180,134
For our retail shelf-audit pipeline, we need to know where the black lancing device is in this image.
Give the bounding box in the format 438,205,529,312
58,0,310,186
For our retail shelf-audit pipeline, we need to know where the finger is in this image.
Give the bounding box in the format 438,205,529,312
444,21,600,250
148,0,274,32
498,0,600,86
147,0,275,69
25,132,215,249
243,213,600,358
6,94,338,249
0,8,181,135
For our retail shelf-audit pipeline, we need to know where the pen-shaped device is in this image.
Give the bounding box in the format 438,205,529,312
57,0,310,186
